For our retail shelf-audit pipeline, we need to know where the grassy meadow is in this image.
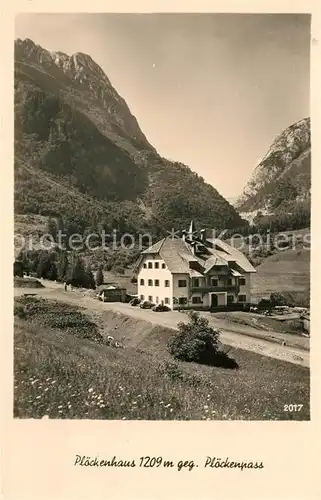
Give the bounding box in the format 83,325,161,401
14,296,310,421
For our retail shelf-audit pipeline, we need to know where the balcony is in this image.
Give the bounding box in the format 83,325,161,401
190,285,239,293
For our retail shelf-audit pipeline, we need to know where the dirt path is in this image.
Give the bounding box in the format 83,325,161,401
14,281,309,368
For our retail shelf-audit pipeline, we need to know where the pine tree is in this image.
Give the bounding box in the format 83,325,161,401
46,216,57,241
36,252,51,279
57,252,69,282
68,256,87,288
47,261,58,281
95,265,104,287
85,264,96,290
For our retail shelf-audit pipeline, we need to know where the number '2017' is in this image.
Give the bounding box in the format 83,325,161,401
284,404,303,412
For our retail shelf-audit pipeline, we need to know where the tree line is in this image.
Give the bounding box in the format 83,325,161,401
15,248,106,289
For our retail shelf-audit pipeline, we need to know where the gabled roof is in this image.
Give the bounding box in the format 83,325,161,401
141,238,166,254
206,238,256,273
203,255,228,274
137,233,256,275
159,238,199,273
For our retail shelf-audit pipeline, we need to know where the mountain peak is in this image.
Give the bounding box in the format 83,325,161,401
235,117,311,214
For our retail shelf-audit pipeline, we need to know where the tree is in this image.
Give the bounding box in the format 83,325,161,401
95,265,104,287
57,252,69,282
85,264,96,290
46,216,57,241
14,261,24,277
36,252,51,279
68,256,87,288
47,261,58,281
168,311,220,363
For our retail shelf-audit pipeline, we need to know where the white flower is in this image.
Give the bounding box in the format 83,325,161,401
88,388,93,393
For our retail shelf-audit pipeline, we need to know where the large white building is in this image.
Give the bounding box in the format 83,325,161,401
134,222,256,310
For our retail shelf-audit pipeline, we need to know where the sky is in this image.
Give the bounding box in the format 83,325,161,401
15,13,310,199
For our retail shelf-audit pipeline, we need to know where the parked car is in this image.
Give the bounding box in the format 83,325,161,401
139,300,155,309
129,297,141,306
152,304,170,312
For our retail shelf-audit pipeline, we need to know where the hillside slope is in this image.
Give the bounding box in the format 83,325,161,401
14,38,246,233
236,118,311,214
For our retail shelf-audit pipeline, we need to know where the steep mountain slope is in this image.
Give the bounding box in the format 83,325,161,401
236,118,311,214
15,38,246,233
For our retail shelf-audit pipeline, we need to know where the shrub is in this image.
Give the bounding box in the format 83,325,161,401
270,292,292,307
15,296,103,342
168,311,220,363
14,303,26,318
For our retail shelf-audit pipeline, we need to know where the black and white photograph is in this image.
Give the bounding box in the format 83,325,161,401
13,12,311,421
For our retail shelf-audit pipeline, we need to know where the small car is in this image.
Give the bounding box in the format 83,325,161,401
139,300,155,309
129,297,141,306
152,304,170,312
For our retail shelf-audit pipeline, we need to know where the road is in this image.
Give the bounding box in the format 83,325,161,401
14,280,310,368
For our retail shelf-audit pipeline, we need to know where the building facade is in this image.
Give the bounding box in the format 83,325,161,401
134,222,256,311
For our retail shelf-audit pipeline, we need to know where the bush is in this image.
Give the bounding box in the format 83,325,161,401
270,292,291,307
15,296,103,342
168,311,220,363
14,303,26,318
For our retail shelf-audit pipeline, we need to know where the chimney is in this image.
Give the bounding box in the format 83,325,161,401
200,229,206,241
181,230,187,241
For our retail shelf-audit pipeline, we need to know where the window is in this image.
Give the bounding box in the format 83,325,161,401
143,263,147,268
178,279,187,288
239,278,246,286
155,262,159,269
179,297,187,305
148,262,153,269
148,279,153,286
154,279,159,287
211,278,218,287
140,295,144,300
148,296,153,302
238,294,246,303
165,280,170,287
227,278,232,286
227,295,234,304
192,296,202,304
192,278,200,287
164,297,170,304
140,279,145,286
162,263,166,269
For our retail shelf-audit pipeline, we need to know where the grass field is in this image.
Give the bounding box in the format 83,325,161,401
212,311,305,336
14,296,310,420
252,247,310,299
14,276,44,288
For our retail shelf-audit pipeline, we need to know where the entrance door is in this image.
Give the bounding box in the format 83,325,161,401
211,294,218,307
